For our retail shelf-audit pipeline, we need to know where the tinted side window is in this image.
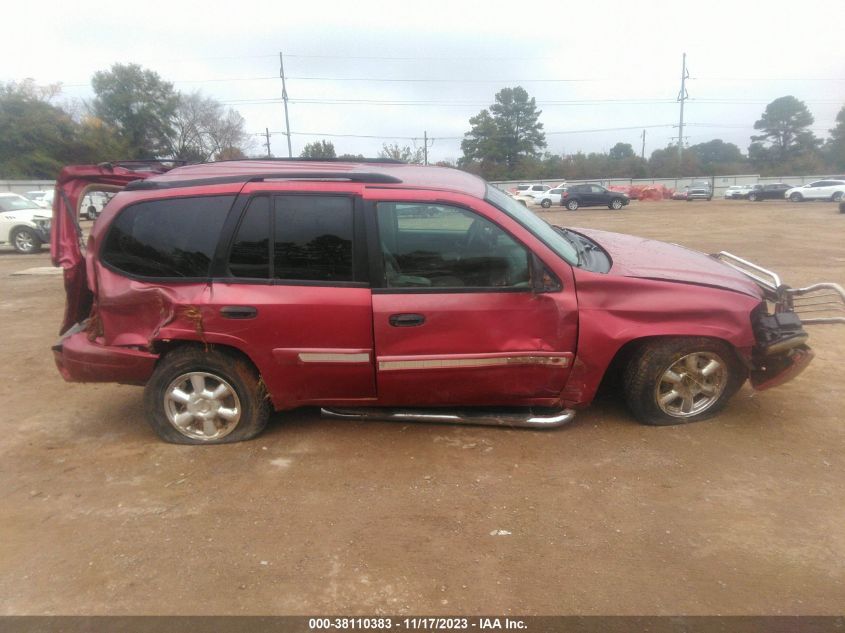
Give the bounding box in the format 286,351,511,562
102,195,232,278
274,196,354,282
229,196,271,279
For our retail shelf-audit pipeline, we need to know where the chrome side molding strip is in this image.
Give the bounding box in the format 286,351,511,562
320,407,576,429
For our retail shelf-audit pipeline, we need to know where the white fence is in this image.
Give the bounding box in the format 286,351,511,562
0,180,55,194
490,174,838,198
2,174,840,200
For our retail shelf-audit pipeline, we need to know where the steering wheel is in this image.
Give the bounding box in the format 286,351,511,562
465,219,496,250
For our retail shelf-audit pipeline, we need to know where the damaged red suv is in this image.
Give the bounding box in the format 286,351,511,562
50,160,845,444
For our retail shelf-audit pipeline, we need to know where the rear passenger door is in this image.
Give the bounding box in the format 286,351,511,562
205,187,376,408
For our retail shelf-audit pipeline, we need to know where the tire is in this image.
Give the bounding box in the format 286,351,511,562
789,192,803,202
565,199,579,211
622,337,747,426
609,198,624,210
12,227,41,254
833,192,843,202
706,197,712,201
541,199,551,209
748,193,758,201
86,205,97,219
143,346,271,444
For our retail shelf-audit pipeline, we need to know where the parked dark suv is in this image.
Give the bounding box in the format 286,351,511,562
50,160,842,444
747,183,792,201
560,184,629,210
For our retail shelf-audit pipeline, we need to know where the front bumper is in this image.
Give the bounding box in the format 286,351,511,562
34,226,50,242
713,251,845,389
53,324,158,385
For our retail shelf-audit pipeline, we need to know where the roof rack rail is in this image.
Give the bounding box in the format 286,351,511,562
205,157,407,165
124,171,403,191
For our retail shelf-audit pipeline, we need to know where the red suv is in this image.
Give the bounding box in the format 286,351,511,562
50,160,844,444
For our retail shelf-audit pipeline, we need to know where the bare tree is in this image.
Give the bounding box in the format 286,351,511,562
166,91,253,162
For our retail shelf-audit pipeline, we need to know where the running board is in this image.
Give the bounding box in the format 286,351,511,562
320,407,576,429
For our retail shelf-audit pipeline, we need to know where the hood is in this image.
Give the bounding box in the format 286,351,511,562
574,227,763,298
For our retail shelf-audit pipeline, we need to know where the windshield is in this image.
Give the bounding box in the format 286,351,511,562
0,195,41,212
485,185,579,265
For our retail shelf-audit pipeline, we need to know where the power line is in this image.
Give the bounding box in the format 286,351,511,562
258,123,677,141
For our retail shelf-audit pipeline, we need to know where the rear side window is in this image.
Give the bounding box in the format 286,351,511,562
226,195,355,283
275,196,353,281
101,195,233,278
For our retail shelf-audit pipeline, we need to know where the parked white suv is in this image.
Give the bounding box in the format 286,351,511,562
785,180,845,202
724,185,754,199
0,193,52,253
534,187,567,208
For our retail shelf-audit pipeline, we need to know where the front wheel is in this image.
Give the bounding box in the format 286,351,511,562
789,192,803,202
143,347,270,444
609,198,624,210
623,337,746,426
565,199,579,211
12,227,41,254
748,193,758,201
540,199,551,209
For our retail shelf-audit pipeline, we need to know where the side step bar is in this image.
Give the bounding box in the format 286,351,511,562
320,407,576,429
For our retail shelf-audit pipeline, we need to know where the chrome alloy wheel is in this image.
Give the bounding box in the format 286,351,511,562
14,230,35,253
654,352,727,418
164,372,241,441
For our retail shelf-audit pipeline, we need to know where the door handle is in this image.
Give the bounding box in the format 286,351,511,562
220,306,258,319
388,313,426,327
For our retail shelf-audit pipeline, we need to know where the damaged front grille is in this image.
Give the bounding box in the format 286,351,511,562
714,252,845,325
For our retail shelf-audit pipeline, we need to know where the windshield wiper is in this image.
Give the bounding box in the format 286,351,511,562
553,226,585,266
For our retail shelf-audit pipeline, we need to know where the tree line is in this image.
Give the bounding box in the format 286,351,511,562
3,66,844,180
456,87,845,180
0,64,253,178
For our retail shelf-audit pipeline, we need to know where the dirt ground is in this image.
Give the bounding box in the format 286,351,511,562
1,198,843,615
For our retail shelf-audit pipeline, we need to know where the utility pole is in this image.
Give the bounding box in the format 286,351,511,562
264,128,272,158
423,131,428,165
279,51,293,158
677,52,689,163
640,129,646,160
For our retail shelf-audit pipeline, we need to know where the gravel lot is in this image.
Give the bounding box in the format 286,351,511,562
1,198,843,615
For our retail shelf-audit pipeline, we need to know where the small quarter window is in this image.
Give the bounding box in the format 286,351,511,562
101,195,232,278
229,196,271,279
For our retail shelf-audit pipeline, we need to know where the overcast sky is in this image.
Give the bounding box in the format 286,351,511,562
4,0,844,162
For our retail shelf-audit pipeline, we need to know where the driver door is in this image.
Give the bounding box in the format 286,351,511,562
366,195,578,407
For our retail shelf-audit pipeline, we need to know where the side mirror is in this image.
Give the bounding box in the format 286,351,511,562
531,254,562,293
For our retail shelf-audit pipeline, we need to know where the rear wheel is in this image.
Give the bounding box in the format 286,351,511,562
748,192,758,201
144,347,270,444
789,192,803,202
565,199,579,211
623,337,746,426
609,198,624,210
12,227,41,254
833,192,843,202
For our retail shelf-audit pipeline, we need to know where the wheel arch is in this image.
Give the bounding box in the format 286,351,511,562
151,339,263,380
572,333,747,408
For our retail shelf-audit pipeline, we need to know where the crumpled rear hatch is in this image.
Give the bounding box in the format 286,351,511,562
51,161,183,334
